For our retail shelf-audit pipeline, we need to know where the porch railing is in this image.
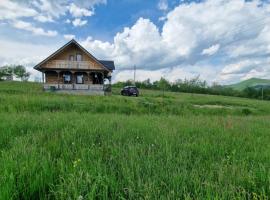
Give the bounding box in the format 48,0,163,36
44,84,104,91
46,60,100,69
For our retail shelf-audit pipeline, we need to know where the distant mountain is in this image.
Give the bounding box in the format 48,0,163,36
227,78,270,91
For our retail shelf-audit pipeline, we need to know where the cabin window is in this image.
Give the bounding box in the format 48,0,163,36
69,55,74,61
76,53,82,61
76,75,84,84
63,74,71,84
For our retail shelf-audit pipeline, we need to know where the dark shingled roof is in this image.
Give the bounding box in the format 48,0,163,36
98,60,115,71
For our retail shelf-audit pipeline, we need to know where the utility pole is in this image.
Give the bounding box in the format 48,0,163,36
133,65,136,85
262,87,264,101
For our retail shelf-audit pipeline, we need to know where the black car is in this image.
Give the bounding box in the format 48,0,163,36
121,86,139,96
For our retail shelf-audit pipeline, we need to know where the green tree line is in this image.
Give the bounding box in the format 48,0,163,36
113,76,270,100
0,65,30,81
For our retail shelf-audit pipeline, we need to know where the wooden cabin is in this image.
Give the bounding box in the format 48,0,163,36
34,39,115,95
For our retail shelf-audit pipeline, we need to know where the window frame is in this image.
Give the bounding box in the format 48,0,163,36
69,55,74,61
76,74,84,84
63,74,72,84
76,53,82,61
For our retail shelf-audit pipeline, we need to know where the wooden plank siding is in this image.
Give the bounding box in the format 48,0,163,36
45,71,58,84
40,44,104,70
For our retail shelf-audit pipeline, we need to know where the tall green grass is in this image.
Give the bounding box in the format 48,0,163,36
0,82,269,199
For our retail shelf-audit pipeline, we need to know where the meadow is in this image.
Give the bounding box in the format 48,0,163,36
0,81,269,199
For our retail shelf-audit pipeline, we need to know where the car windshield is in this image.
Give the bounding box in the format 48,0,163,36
124,86,137,89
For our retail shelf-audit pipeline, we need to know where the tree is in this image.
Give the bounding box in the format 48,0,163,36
0,66,13,81
0,67,5,81
157,77,170,97
13,65,30,81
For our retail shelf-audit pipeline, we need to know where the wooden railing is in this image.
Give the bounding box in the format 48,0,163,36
44,84,104,91
46,60,99,69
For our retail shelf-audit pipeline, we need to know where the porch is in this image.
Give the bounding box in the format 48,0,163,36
43,84,106,95
42,70,112,95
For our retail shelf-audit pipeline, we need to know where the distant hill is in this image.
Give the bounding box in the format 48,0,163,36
227,78,270,91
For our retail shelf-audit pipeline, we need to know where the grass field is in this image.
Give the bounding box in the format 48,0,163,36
0,81,269,199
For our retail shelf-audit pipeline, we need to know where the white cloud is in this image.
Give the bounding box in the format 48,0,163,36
65,19,71,24
221,60,257,75
158,0,168,11
113,64,217,84
34,15,54,23
64,34,75,40
0,39,60,81
0,0,106,35
72,18,88,27
201,44,220,56
218,58,270,83
2,0,270,84
79,0,270,84
69,3,94,18
12,20,57,37
31,0,67,19
0,0,37,20
81,18,165,68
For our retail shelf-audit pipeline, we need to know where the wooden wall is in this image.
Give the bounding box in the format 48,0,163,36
41,44,105,70
45,71,58,84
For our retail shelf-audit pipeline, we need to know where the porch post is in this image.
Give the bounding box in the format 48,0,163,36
87,72,90,90
71,71,75,90
101,72,104,85
56,70,60,89
101,72,104,92
42,71,45,91
42,71,45,83
108,76,112,94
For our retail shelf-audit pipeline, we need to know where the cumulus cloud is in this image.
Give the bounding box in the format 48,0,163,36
201,44,220,56
34,15,54,23
0,0,37,20
72,18,88,27
69,3,94,18
0,39,60,81
78,0,270,84
30,0,105,19
0,0,106,35
114,64,218,84
64,34,75,40
12,20,57,37
2,0,270,84
158,0,168,11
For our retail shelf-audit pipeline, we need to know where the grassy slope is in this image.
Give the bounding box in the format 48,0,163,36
0,81,269,199
227,78,270,91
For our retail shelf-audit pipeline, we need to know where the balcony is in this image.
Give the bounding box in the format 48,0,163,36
45,60,100,70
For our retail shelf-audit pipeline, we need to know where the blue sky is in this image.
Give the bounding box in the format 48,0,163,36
0,0,270,84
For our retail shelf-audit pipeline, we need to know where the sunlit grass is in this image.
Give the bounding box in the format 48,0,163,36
0,81,269,199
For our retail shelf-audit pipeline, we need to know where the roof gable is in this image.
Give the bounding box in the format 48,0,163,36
34,39,112,71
